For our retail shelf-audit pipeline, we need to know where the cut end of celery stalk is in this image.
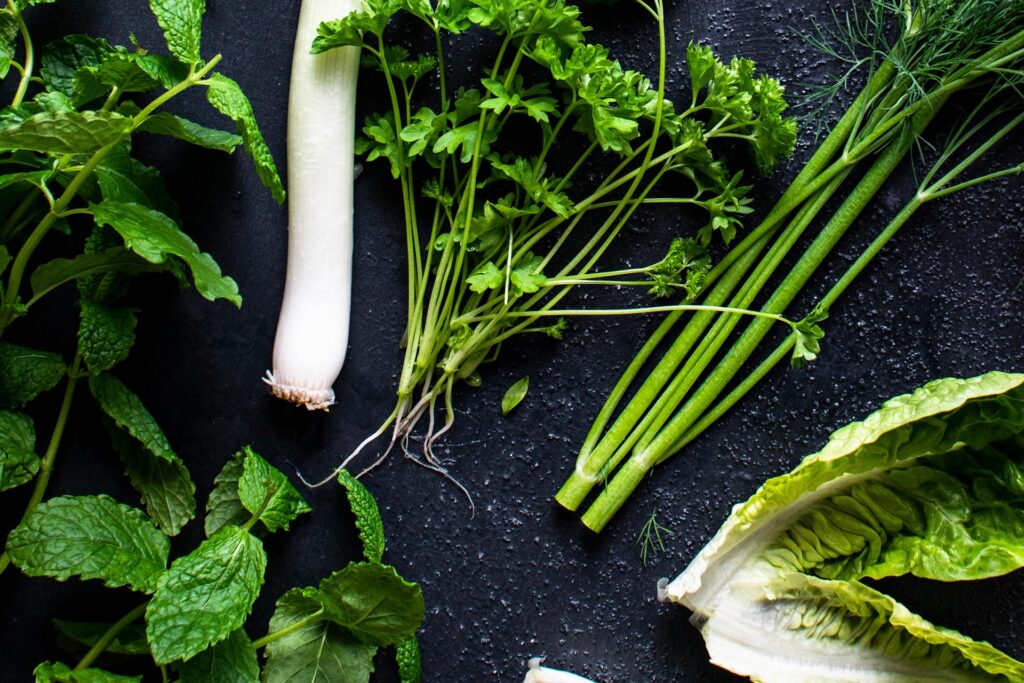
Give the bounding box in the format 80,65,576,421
262,370,335,411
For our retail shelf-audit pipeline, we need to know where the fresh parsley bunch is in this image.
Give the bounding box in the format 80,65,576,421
9,448,425,681
314,0,796,473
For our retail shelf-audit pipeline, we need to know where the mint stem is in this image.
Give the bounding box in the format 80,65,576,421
74,602,148,670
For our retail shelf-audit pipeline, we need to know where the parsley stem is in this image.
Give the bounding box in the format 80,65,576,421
251,608,325,649
7,0,32,107
0,353,81,576
74,602,147,670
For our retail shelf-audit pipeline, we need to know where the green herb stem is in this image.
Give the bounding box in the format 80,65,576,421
0,353,81,576
74,602,148,670
251,608,326,649
7,0,32,106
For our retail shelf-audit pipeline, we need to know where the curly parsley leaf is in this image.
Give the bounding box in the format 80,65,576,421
5,494,169,592
146,526,266,664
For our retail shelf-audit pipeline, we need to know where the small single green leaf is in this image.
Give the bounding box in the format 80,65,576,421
0,341,66,408
91,200,241,306
137,111,241,153
338,470,385,562
146,525,267,664
0,10,20,79
6,494,170,592
466,261,502,293
396,636,422,683
205,454,248,538
318,563,425,646
263,589,376,683
78,299,136,373
509,253,546,296
0,409,37,491
90,372,176,461
96,146,180,218
176,629,259,683
148,0,205,65
0,111,131,154
206,73,284,203
34,661,141,683
501,376,529,416
792,306,829,368
53,619,150,655
31,249,164,304
107,417,195,536
238,445,311,533
40,35,114,97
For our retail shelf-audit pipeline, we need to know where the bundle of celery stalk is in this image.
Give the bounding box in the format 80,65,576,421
557,0,1024,531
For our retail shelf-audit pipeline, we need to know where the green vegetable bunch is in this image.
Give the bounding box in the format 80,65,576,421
314,0,797,475
0,0,283,574
8,447,425,682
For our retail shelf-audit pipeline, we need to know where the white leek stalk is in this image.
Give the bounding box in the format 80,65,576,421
264,0,360,410
523,657,597,683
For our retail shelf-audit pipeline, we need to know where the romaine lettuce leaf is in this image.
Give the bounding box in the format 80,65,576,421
664,371,1024,682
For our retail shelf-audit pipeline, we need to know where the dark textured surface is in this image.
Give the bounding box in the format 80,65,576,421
2,0,1024,681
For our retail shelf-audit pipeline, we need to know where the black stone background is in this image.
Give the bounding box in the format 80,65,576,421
3,0,1024,681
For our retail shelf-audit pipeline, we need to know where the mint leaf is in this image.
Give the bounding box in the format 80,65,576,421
396,637,422,683
318,563,424,646
0,10,19,79
0,111,131,154
176,629,259,683
78,299,136,373
73,55,161,106
0,409,37,491
107,418,195,536
206,73,285,203
6,494,169,592
148,0,205,65
34,661,140,683
238,446,311,533
40,35,114,97
90,372,176,461
0,341,66,408
91,199,241,306
137,111,241,153
96,145,180,218
501,376,528,416
338,470,385,562
146,525,266,664
263,589,376,683
31,249,164,303
204,455,248,537
54,619,150,655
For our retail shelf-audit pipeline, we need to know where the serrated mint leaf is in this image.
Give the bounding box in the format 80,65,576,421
0,341,66,408
73,54,161,107
40,35,114,96
0,111,131,154
31,249,163,304
500,375,529,416
96,146,180,218
148,0,205,65
263,589,375,683
176,629,259,683
146,525,266,664
33,661,141,683
396,636,422,683
54,619,150,655
90,372,176,461
107,417,195,536
6,494,169,592
318,563,424,646
205,454,248,537
91,200,241,306
338,470,385,562
78,299,136,373
238,446,311,533
0,10,19,79
131,53,188,88
0,409,38,491
206,73,285,203
138,112,241,153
